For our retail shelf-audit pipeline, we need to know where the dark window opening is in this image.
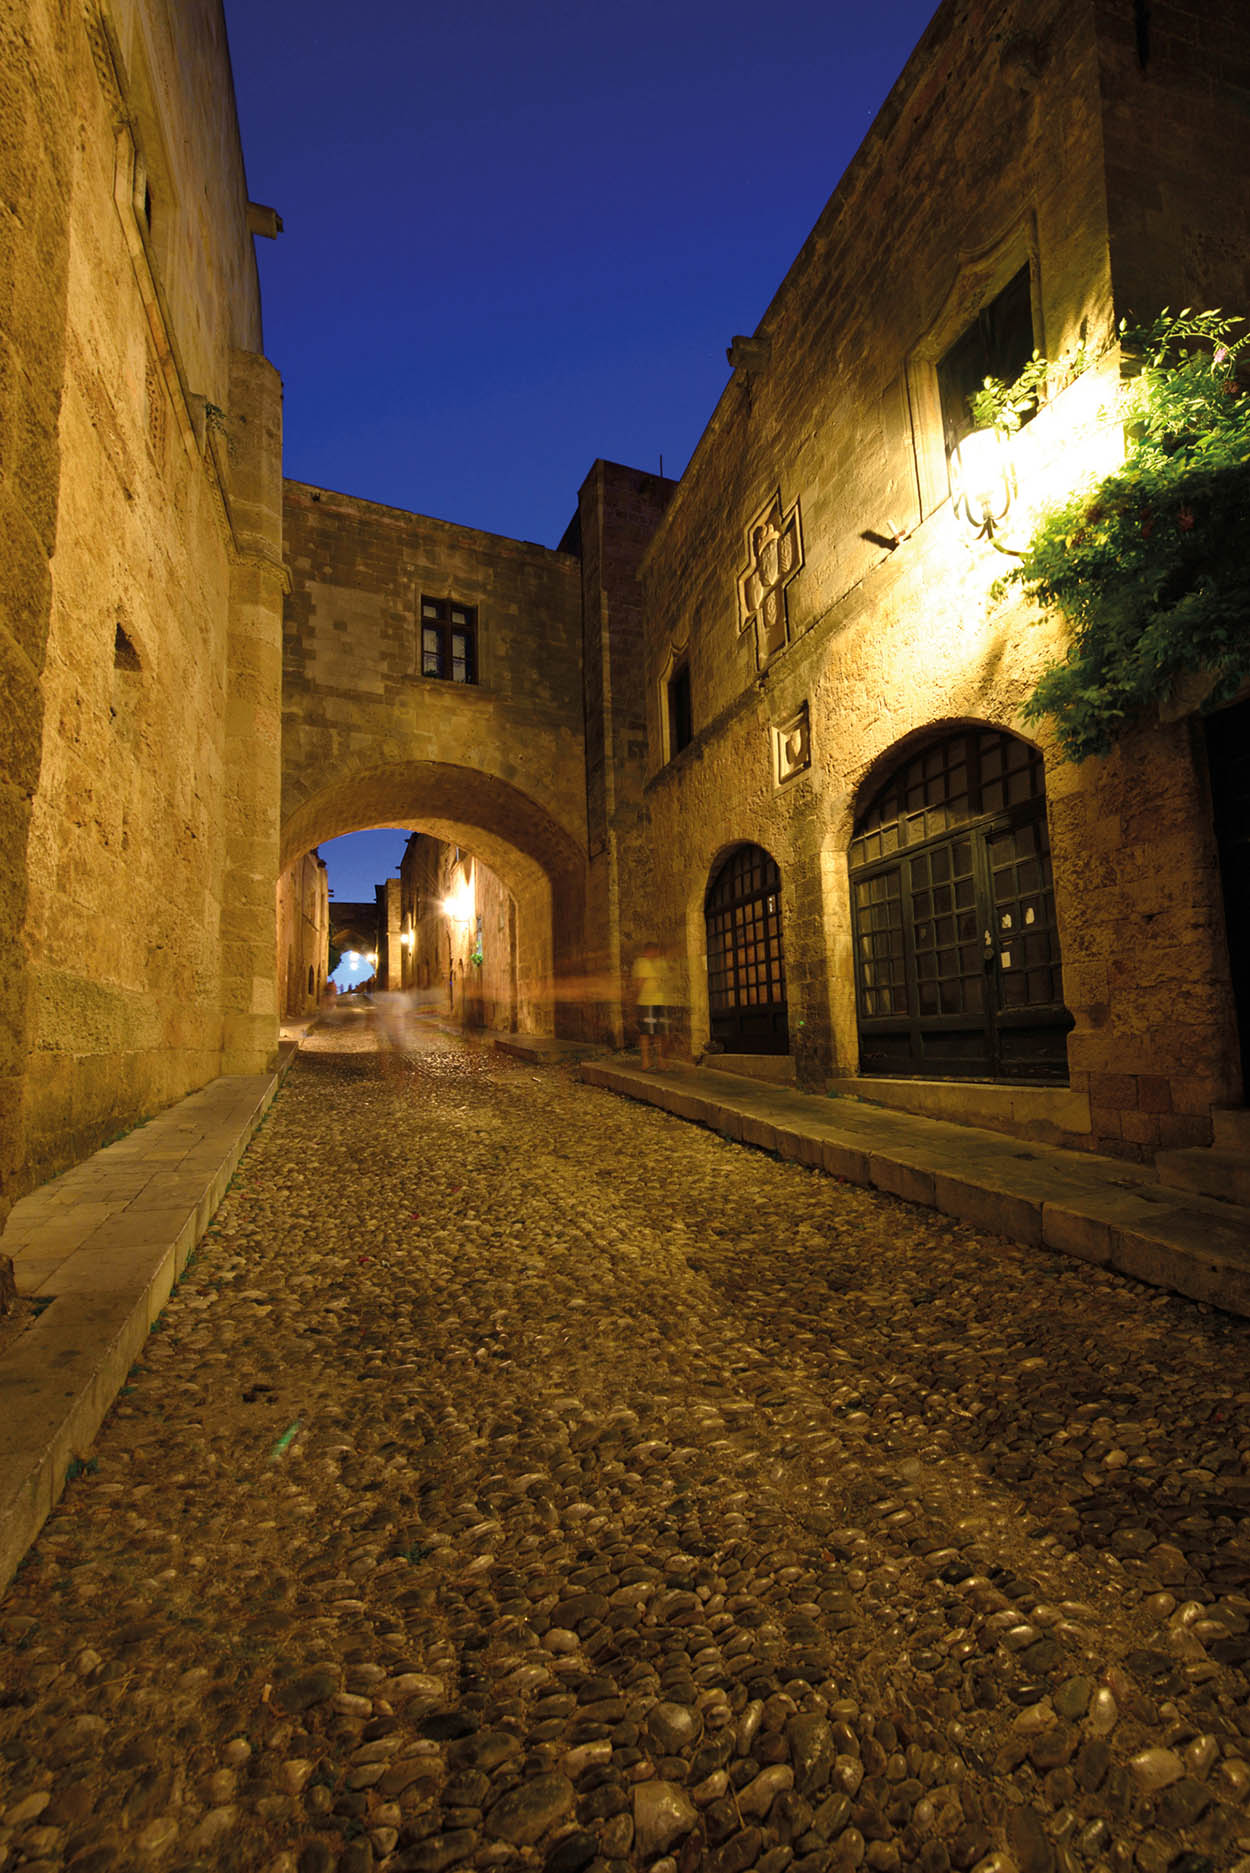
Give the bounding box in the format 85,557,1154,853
937,265,1036,459
667,661,692,756
307,965,315,994
114,623,141,671
142,181,153,231
420,598,477,684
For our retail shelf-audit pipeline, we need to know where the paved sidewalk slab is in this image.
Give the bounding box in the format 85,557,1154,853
580,1058,1250,1320
0,1048,296,1592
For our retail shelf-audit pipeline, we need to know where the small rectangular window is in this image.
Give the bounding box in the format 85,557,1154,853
667,661,692,757
419,598,477,684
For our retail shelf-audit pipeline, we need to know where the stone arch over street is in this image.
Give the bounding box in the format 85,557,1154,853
281,479,597,1036
280,761,587,1036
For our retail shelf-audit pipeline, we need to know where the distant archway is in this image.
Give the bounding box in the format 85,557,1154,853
281,763,587,1037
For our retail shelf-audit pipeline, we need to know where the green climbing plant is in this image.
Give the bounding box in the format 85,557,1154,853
983,309,1250,762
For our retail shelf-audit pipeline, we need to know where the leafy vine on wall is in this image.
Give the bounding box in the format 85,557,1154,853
977,310,1250,763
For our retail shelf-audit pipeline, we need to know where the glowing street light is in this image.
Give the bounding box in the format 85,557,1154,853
951,427,1019,552
441,874,475,926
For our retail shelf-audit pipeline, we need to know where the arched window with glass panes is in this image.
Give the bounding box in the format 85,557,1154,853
849,727,1071,1081
705,844,789,1055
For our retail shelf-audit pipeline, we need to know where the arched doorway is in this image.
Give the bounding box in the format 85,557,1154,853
705,844,789,1054
849,727,1071,1080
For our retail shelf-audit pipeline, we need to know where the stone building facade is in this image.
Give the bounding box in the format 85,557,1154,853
1,0,283,1240
4,0,1249,1270
617,0,1250,1159
275,849,329,1018
397,835,516,1032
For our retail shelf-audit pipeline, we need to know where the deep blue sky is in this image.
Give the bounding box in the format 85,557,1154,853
226,0,939,549
226,0,939,904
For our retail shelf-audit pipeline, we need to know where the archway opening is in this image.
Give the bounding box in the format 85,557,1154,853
277,762,589,1038
704,844,789,1055
849,725,1071,1081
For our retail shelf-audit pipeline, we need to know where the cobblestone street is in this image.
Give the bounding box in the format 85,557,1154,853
2,1017,1249,1873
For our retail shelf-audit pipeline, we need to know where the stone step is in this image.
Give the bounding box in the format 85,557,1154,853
1212,1108,1250,1152
1155,1145,1250,1207
700,1050,797,1086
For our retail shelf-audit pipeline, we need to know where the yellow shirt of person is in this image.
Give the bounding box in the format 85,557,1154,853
633,951,681,1007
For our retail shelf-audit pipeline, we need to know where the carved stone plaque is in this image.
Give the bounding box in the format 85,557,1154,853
773,702,811,786
738,490,803,667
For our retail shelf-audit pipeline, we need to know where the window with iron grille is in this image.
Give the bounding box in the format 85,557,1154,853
704,844,789,1055
420,598,477,684
849,727,1070,1081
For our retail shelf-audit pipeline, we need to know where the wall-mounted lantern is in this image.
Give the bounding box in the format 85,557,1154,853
441,869,475,927
951,427,1022,554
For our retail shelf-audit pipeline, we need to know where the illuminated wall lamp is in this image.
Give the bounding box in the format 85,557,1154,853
401,930,414,948
441,878,475,926
951,427,1022,555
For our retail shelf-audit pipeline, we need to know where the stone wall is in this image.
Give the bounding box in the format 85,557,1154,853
399,835,516,1032
628,0,1245,1157
0,0,76,1241
282,485,586,1032
566,462,677,1045
1094,0,1250,324
276,850,329,1018
5,0,283,1202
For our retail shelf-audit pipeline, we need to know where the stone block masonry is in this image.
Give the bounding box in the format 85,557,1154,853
5,0,284,1216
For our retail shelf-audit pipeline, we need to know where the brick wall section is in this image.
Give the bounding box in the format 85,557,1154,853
627,0,1243,1154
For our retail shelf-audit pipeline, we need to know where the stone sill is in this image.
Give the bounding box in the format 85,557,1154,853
401,675,495,700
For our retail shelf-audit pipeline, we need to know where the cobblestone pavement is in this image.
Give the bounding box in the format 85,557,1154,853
3,1016,1250,1873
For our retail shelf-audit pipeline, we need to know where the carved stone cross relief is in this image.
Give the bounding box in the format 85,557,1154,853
737,490,803,668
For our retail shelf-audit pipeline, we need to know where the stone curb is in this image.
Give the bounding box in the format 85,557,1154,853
580,1059,1250,1320
0,1044,299,1594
